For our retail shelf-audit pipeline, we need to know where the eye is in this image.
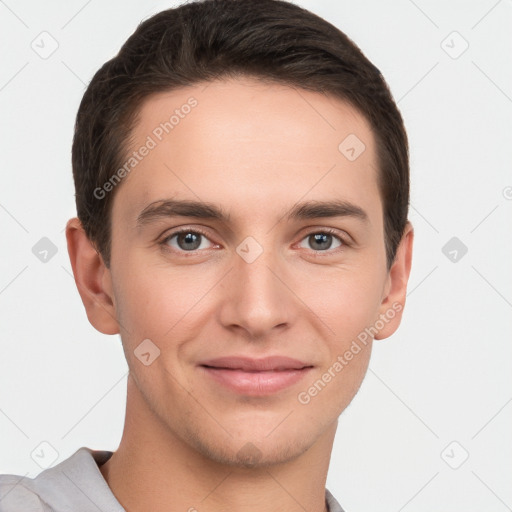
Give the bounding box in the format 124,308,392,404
162,229,216,252
297,230,344,252
160,227,347,255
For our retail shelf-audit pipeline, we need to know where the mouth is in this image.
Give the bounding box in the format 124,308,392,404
198,356,313,396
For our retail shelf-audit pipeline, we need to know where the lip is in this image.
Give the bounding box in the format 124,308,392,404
199,355,310,371
198,356,313,396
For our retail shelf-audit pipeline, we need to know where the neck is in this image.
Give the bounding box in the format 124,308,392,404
100,375,336,512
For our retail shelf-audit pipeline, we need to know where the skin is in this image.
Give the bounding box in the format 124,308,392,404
66,77,413,512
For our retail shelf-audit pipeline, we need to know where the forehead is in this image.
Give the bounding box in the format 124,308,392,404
113,77,381,225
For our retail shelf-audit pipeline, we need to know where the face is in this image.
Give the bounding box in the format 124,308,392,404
98,77,406,467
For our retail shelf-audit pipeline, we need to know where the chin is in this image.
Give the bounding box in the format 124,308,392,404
180,418,322,469
194,434,313,469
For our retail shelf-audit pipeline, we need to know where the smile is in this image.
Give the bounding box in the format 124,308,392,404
198,356,313,396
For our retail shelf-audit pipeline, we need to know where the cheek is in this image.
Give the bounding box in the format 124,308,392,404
294,268,382,407
112,255,215,346
300,264,385,340
297,286,377,418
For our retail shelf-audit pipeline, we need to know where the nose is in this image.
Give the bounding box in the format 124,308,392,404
217,241,296,340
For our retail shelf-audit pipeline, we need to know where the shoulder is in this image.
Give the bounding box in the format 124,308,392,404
325,487,346,512
0,475,47,511
0,446,116,512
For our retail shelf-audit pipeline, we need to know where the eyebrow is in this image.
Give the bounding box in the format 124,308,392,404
136,198,369,228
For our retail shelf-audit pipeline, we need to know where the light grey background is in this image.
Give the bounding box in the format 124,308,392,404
1,1,511,511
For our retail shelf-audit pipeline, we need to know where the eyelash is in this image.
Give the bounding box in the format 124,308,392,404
159,227,350,256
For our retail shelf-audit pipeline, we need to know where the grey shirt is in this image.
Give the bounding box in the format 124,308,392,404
0,447,345,512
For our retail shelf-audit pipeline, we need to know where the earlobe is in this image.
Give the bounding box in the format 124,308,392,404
374,221,414,340
65,217,120,335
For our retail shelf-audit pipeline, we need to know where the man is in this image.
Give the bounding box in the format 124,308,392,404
0,0,413,510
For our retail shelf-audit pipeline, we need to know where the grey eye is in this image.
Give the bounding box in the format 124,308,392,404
166,231,212,251
299,233,342,251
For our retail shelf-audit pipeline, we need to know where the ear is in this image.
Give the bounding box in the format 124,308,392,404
65,217,120,335
374,221,414,340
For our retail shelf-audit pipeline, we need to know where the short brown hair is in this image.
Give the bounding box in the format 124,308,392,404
72,0,409,269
